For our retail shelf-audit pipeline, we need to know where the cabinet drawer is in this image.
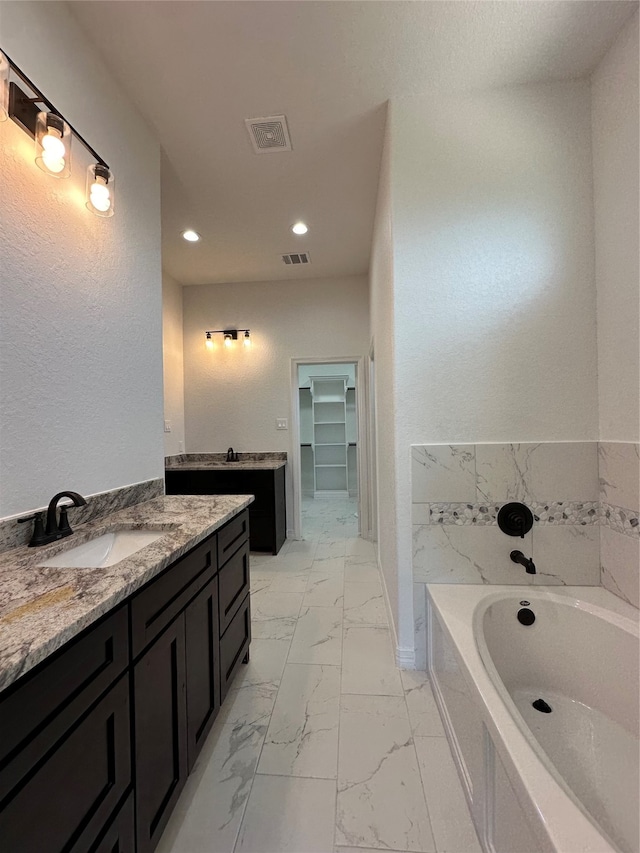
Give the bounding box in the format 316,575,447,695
219,594,251,702
131,534,217,658
0,675,131,853
0,605,128,772
217,509,249,567
218,540,250,635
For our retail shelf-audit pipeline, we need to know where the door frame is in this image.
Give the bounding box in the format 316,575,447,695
289,356,370,541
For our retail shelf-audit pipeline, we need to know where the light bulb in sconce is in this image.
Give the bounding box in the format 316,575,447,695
244,330,251,347
35,112,71,177
223,333,233,348
86,164,115,217
205,332,214,350
0,51,9,122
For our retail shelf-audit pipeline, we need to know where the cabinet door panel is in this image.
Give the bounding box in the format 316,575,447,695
134,617,187,853
219,595,251,702
217,509,249,566
185,577,220,772
131,536,216,658
0,675,131,853
218,540,250,635
86,791,135,853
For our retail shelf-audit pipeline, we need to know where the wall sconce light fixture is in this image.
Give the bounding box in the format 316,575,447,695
1,48,114,214
205,329,251,350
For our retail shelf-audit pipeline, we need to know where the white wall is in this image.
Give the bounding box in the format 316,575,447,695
0,1,163,518
384,80,599,653
183,275,369,524
162,272,186,456
368,108,401,640
592,10,639,442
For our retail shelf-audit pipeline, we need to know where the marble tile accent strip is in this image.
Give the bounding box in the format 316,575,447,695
600,502,640,538
0,478,164,554
423,500,599,526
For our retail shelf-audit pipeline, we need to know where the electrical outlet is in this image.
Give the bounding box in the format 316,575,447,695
164,420,172,433
276,418,288,430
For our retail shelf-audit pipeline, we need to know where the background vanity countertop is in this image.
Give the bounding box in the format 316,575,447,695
0,494,253,693
165,452,287,471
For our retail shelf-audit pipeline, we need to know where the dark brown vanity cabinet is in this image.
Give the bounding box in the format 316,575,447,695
0,607,132,853
0,509,251,853
165,465,286,554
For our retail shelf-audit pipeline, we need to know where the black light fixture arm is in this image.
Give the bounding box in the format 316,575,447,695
4,49,108,168
205,329,251,336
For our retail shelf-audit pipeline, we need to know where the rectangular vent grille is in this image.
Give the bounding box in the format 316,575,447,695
282,253,310,265
245,115,292,153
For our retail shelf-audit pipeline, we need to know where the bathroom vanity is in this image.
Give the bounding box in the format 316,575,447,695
0,495,252,853
165,453,286,554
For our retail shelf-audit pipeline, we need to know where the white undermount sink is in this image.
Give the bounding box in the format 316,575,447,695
39,529,167,569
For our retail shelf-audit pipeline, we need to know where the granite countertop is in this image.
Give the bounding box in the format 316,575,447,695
0,494,253,693
166,452,287,471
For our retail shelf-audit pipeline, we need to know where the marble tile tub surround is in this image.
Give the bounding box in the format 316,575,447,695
599,442,640,609
165,452,287,470
0,478,164,555
0,494,254,692
412,441,640,607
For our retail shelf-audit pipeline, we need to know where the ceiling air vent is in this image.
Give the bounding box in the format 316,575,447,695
245,115,292,153
282,252,310,265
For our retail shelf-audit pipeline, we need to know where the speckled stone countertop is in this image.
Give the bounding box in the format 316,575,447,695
0,494,253,693
165,452,286,471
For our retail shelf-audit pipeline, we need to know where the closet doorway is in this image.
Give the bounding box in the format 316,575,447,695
289,357,370,541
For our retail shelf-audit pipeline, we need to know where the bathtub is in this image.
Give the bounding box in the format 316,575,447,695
427,585,639,853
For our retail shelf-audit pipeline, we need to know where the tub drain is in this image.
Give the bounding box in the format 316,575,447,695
532,698,552,713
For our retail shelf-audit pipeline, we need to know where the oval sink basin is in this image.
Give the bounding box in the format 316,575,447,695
39,529,167,568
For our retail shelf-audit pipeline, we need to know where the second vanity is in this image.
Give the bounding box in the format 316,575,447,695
0,494,253,853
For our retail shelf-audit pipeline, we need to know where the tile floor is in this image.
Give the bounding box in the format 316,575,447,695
157,498,481,853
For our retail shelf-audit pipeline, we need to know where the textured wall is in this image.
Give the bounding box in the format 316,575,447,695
182,275,369,526
592,11,639,441
385,80,598,658
0,2,163,518
162,272,186,456
368,110,402,649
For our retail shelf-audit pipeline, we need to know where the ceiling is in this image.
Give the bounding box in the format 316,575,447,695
68,1,637,286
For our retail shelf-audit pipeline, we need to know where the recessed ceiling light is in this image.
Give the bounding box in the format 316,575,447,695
182,229,201,242
291,222,308,235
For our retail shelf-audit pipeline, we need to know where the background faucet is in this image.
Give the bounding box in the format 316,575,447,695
226,447,239,462
510,550,536,574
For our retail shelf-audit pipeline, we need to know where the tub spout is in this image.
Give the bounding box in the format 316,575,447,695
510,550,536,574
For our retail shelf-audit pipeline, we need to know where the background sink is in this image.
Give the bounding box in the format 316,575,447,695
39,529,167,568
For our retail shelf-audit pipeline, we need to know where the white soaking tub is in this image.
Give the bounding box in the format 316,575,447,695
427,585,639,853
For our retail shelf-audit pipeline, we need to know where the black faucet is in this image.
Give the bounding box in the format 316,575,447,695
226,447,239,462
510,550,536,574
19,490,87,547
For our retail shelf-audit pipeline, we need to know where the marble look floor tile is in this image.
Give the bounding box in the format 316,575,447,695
303,569,345,607
250,592,303,640
341,626,403,695
235,774,336,852
315,539,348,559
310,555,345,574
343,581,386,626
344,555,381,583
288,605,343,665
249,576,272,596
336,848,413,853
215,681,279,729
336,694,435,852
345,537,377,558
414,736,481,853
156,720,266,853
268,570,310,594
400,670,446,737
258,663,340,779
232,638,291,688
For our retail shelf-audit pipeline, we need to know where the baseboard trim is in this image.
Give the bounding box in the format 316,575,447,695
375,550,415,669
396,646,416,669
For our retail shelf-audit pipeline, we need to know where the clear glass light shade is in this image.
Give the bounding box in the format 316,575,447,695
243,331,251,347
205,333,214,350
223,334,233,348
35,112,71,177
86,164,115,217
0,52,9,122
